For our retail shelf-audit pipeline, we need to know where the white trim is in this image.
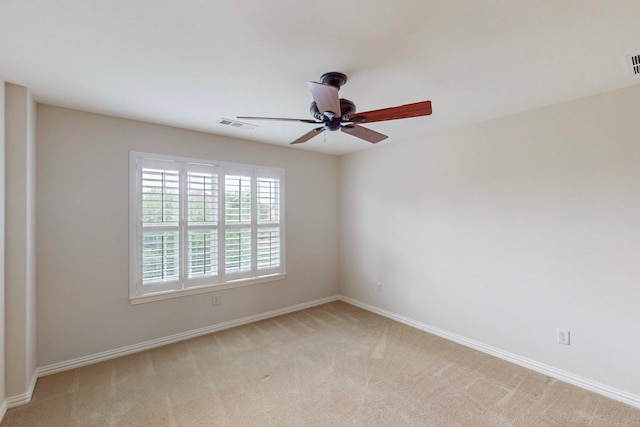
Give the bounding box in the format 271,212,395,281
0,400,6,423
7,294,639,417
38,295,338,377
130,273,287,305
5,370,38,409
2,296,337,416
338,295,640,409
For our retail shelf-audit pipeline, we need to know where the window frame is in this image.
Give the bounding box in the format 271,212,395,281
129,151,286,304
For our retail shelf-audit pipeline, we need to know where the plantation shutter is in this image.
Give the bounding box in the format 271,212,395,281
131,152,285,301
186,166,220,286
223,172,253,278
138,160,182,294
256,175,282,272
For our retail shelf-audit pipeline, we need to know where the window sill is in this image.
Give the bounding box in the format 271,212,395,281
129,273,287,305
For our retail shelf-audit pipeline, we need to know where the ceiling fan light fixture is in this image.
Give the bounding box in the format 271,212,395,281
325,119,342,132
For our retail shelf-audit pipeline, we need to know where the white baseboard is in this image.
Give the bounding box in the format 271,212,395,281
338,295,640,409
4,295,339,416
8,293,637,419
38,295,339,377
0,295,339,421
5,370,38,409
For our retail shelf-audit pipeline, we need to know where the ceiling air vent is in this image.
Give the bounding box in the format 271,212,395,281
625,53,640,76
218,118,257,130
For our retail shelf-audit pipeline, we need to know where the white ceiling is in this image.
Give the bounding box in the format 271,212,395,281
1,1,639,156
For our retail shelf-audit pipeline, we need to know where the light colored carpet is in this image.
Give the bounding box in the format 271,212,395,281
2,301,639,426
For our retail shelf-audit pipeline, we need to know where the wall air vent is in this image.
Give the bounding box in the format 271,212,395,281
625,53,640,76
218,118,257,130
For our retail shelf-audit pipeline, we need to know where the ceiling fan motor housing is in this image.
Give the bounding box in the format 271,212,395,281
309,101,343,131
310,98,356,124
340,99,356,117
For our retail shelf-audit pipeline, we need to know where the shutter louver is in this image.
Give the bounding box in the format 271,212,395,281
142,231,180,283
257,227,280,269
257,177,280,223
188,172,217,223
188,230,218,278
142,168,180,224
225,228,252,273
225,175,252,224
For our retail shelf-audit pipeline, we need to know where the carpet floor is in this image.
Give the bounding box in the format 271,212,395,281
2,301,639,426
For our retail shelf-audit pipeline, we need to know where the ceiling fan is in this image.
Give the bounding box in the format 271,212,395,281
237,72,432,145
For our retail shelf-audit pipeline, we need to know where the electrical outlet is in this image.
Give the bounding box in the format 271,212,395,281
212,295,220,306
557,329,570,345
377,282,383,293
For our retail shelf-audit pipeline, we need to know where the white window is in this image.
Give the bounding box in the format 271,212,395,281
129,152,285,303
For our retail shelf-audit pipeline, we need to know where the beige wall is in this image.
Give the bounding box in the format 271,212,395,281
339,84,640,397
8,82,638,407
4,84,37,398
36,106,339,366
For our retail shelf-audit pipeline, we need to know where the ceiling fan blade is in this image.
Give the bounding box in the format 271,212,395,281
307,82,341,117
237,116,320,123
349,100,432,124
291,126,325,144
341,124,388,144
